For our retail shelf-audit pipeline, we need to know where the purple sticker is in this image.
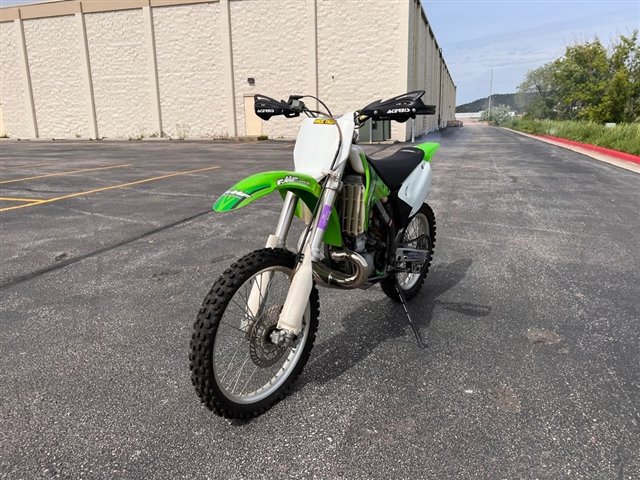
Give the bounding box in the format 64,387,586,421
318,204,332,230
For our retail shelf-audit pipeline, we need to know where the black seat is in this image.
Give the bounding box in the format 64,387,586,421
367,147,424,191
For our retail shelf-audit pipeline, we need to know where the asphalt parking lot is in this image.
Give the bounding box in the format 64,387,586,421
1,124,639,479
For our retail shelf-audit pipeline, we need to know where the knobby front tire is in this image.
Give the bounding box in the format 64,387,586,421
189,248,319,419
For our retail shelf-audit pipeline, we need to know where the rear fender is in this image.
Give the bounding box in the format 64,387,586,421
414,142,439,162
213,170,343,246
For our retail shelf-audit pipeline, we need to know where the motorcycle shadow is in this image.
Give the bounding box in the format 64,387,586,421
299,258,491,386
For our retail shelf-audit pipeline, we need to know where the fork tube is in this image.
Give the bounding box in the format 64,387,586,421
265,191,297,248
275,179,339,335
309,175,340,260
245,192,298,329
274,191,297,246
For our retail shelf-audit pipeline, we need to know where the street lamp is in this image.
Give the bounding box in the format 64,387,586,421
488,68,493,120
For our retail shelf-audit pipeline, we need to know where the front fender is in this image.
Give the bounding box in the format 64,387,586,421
213,170,343,246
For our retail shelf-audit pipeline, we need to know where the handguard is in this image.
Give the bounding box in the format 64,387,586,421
360,91,436,123
254,94,301,120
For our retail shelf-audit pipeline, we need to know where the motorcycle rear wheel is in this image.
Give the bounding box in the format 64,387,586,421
381,203,436,302
190,248,319,419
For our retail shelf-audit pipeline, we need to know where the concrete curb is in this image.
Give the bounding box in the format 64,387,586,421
538,134,640,164
502,127,640,175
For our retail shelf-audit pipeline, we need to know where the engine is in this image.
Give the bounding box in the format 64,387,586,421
337,175,387,276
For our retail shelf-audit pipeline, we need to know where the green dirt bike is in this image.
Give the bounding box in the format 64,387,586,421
190,91,438,418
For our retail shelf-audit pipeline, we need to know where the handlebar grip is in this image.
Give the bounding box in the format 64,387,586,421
415,104,436,115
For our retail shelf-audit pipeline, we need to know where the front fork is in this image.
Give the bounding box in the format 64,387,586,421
246,176,341,340
276,174,340,338
244,191,298,329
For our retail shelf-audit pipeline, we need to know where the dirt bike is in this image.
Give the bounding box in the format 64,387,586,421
190,91,438,418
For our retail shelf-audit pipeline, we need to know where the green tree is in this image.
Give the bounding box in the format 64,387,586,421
517,31,639,123
517,62,558,119
553,39,609,120
599,31,639,122
480,104,513,125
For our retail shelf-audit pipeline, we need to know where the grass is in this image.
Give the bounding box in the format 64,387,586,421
503,118,640,155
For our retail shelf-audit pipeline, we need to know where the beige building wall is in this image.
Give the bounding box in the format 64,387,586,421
317,0,407,141
0,0,455,141
407,1,456,134
85,10,155,138
230,0,309,139
154,2,227,138
0,21,29,138
23,15,87,138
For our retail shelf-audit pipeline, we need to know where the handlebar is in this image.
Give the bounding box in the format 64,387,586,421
254,91,436,123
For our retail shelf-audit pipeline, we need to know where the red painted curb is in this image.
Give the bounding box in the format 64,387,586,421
537,134,640,165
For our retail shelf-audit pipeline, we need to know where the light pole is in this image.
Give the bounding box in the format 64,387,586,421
488,68,493,120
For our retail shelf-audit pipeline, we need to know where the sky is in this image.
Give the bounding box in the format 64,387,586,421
2,0,639,105
0,0,41,5
422,0,640,104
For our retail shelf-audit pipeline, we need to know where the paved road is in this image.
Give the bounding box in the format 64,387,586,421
1,125,639,479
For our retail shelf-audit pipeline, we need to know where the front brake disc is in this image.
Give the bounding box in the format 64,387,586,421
249,305,287,368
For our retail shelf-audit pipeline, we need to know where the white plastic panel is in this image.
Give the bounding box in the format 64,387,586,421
398,161,432,216
293,114,355,179
348,145,366,173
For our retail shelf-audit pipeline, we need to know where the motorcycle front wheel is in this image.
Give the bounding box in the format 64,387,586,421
190,248,319,419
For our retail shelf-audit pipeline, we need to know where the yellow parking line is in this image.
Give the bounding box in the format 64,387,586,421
0,197,43,202
0,165,221,213
0,164,130,185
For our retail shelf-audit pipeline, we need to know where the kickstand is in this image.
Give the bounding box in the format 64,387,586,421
395,281,428,349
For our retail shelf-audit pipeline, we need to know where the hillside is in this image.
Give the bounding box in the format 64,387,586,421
456,93,526,113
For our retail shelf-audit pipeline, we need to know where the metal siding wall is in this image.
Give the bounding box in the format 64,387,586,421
405,0,457,136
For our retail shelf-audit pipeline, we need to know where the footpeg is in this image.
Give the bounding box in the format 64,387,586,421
395,281,427,348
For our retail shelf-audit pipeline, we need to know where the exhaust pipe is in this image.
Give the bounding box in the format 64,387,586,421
313,250,369,289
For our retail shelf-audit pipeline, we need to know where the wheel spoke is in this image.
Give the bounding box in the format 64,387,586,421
220,339,245,383
398,213,428,290
219,321,246,334
405,233,426,244
230,356,250,395
240,365,259,394
207,261,312,405
230,296,255,321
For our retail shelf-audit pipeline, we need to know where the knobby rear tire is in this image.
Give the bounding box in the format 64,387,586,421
381,203,436,302
189,248,319,419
